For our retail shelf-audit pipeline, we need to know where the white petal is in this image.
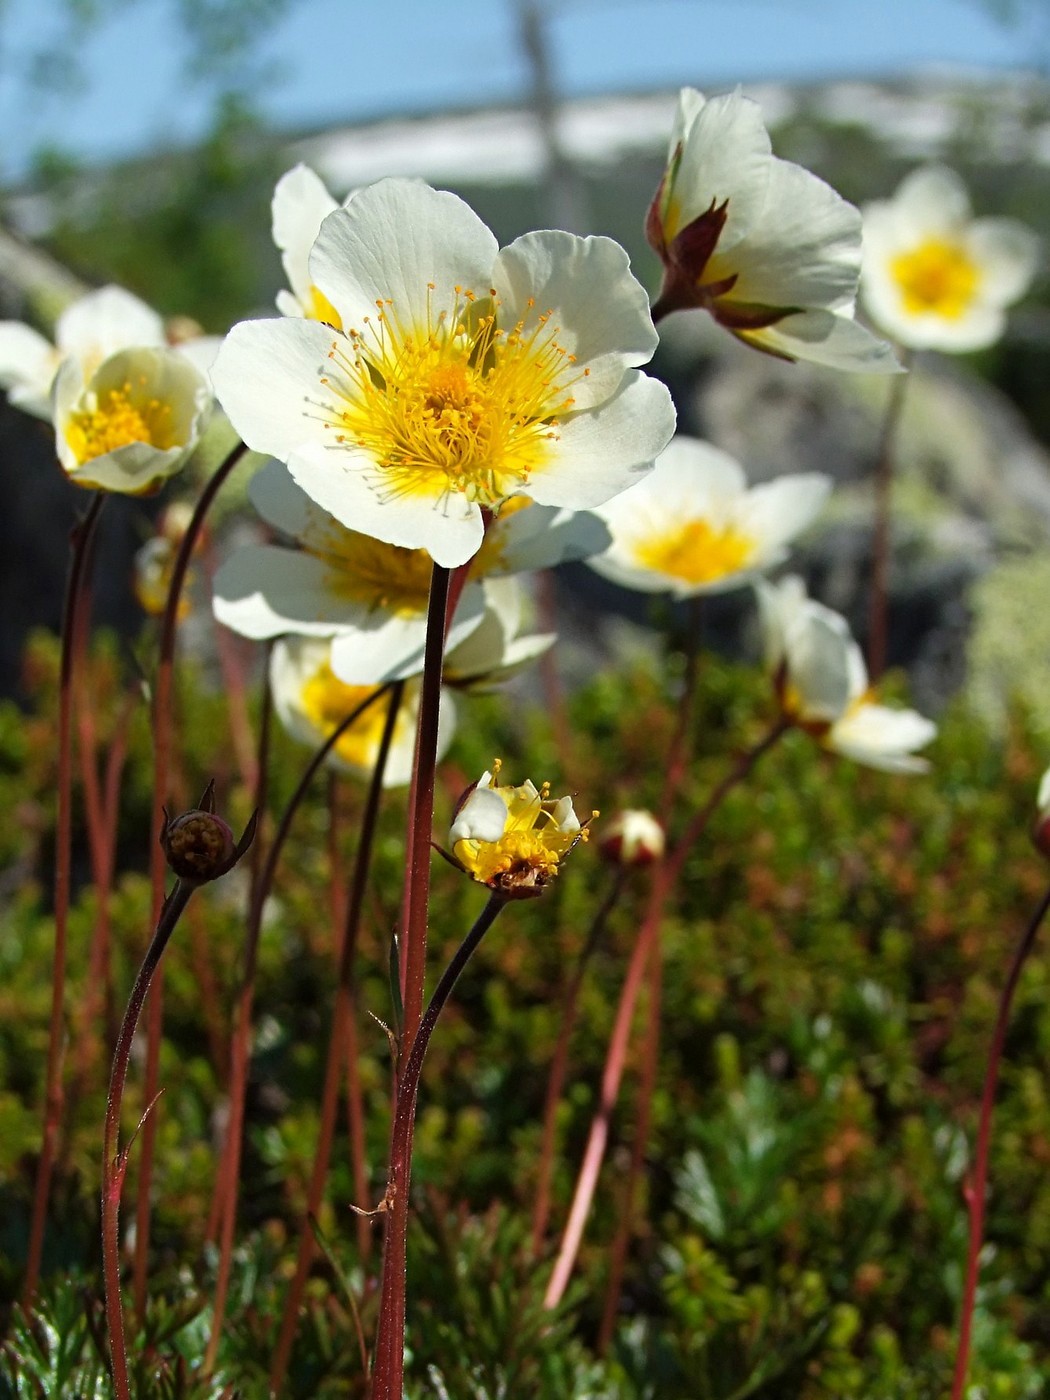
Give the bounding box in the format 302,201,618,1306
272,164,339,309
892,166,973,235
709,157,862,313
492,231,658,408
968,217,1040,307
285,438,486,568
527,371,676,511
212,545,379,638
784,603,855,721
740,310,902,374
56,285,164,371
1038,767,1050,820
828,702,936,772
211,316,337,457
0,322,58,418
667,88,772,250
737,474,831,560
248,456,329,543
450,784,509,844
481,501,611,574
309,179,499,335
329,582,486,684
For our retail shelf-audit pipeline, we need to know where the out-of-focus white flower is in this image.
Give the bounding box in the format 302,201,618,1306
437,576,555,690
447,761,590,897
646,88,899,374
213,177,675,567
861,166,1039,352
272,164,346,323
756,575,936,772
0,285,165,420
587,436,830,597
134,501,197,617
54,345,211,495
212,460,602,683
1033,768,1050,860
269,635,454,787
599,809,665,867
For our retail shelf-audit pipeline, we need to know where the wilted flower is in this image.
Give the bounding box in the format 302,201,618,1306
161,782,257,885
599,809,665,867
54,346,211,495
446,762,591,898
646,88,899,373
270,636,454,786
757,575,936,772
0,284,165,420
862,166,1039,352
587,435,830,597
213,177,674,567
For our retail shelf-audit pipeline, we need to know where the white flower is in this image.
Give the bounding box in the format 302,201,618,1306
438,576,555,690
270,635,454,786
1035,768,1050,859
756,575,936,772
272,164,344,323
54,345,211,495
587,435,830,597
448,762,586,897
0,285,164,420
647,88,899,374
211,460,597,682
599,809,665,867
1039,768,1050,824
213,178,675,568
861,165,1039,352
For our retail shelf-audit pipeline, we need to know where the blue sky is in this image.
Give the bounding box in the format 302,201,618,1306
0,0,1043,181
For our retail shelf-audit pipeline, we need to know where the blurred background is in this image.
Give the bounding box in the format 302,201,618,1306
1,0,1049,724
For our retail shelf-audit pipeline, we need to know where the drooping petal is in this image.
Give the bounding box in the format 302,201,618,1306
738,309,902,373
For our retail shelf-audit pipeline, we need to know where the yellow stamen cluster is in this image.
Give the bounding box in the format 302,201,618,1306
66,382,174,466
634,516,755,585
312,526,434,617
890,238,980,319
300,662,402,771
319,286,587,508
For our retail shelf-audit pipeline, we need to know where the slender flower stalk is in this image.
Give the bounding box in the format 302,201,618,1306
530,867,629,1254
204,683,394,1374
25,491,105,1302
544,717,789,1309
131,441,248,1318
867,352,912,683
371,893,509,1400
950,883,1050,1400
268,681,404,1394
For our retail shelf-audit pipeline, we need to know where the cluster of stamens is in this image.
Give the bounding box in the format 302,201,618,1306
313,284,590,508
66,380,174,465
634,515,755,586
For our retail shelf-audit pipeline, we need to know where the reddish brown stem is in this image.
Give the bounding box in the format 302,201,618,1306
24,491,105,1302
530,868,628,1255
543,717,789,1308
597,931,662,1350
867,355,911,683
132,442,248,1319
204,683,394,1376
102,879,194,1400
371,893,508,1400
207,538,259,793
268,682,403,1394
950,883,1050,1400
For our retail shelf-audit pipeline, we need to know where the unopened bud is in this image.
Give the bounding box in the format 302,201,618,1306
160,782,257,885
599,809,665,867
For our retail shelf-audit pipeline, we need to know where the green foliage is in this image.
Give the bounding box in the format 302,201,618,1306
5,634,1050,1394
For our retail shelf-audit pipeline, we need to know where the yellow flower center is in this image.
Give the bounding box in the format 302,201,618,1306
453,774,587,893
310,525,434,617
889,238,980,319
633,516,755,585
66,382,175,466
300,663,404,771
319,287,586,509
308,284,343,330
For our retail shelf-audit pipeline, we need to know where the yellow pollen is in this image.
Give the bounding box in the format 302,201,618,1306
307,284,343,330
453,767,581,892
319,287,585,509
890,238,980,319
300,663,404,772
634,516,755,585
311,527,434,616
66,382,174,465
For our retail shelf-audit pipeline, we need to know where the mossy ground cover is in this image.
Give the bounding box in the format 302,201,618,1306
1,630,1048,1397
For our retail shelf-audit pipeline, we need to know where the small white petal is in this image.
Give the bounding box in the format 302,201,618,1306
667,88,773,250
272,163,339,310
0,322,58,418
450,784,509,845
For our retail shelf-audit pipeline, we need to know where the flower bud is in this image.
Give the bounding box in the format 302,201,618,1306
160,782,257,885
599,809,665,867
